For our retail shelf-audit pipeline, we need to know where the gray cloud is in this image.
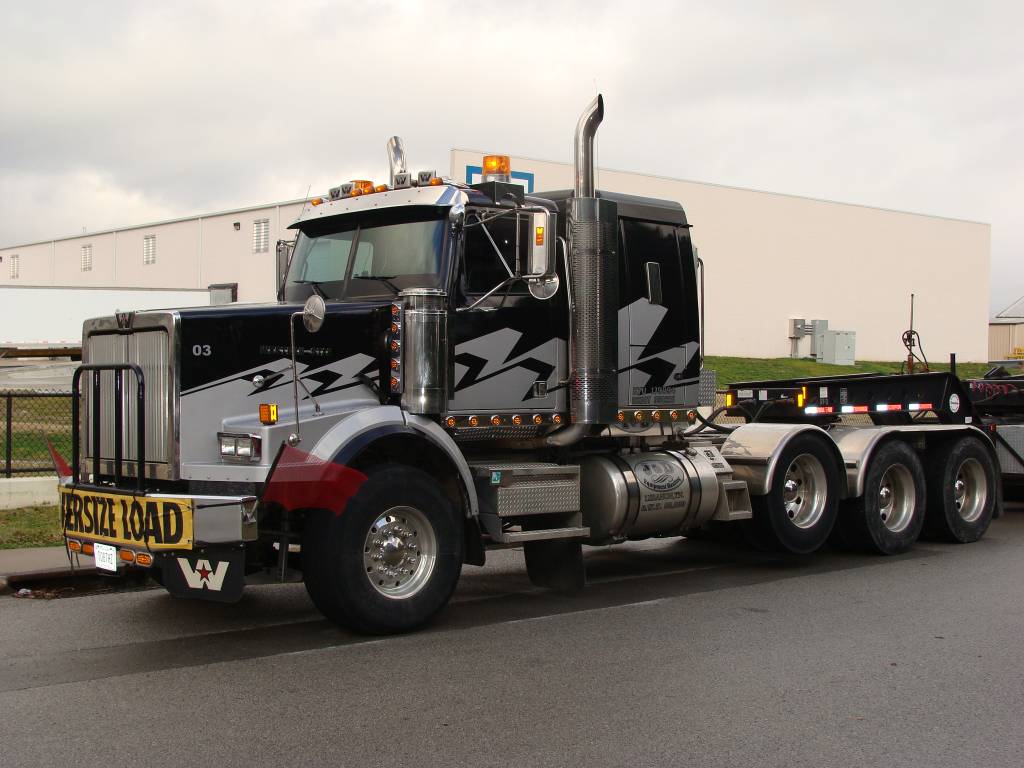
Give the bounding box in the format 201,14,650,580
1,0,1021,311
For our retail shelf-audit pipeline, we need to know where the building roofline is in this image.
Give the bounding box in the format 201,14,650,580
0,197,316,251
452,147,991,227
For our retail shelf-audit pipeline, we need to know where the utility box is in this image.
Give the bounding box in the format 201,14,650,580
815,330,856,365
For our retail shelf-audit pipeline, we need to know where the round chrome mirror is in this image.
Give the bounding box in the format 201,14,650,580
302,294,326,333
528,275,560,301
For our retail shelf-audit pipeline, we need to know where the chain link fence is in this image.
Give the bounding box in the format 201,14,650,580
0,390,73,478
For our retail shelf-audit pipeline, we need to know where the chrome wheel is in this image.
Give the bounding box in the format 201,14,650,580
953,458,988,523
781,453,828,529
878,464,916,533
362,506,437,599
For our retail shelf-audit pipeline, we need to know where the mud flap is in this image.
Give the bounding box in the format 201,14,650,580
159,547,246,603
524,540,586,590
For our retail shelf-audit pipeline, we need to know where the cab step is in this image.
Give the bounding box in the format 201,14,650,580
470,462,587,545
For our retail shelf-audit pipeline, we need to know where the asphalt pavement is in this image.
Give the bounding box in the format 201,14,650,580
1,507,1023,767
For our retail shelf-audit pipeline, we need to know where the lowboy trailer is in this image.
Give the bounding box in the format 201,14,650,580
58,96,1015,632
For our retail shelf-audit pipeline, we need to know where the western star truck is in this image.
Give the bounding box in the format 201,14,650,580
58,96,1024,633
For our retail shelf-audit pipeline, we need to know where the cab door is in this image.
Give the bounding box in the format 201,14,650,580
448,210,565,415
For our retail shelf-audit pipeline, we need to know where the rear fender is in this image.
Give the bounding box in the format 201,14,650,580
721,423,846,498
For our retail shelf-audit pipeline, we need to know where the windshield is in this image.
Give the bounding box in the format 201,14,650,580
285,209,448,301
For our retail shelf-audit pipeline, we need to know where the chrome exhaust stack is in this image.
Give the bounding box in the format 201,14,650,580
566,94,618,427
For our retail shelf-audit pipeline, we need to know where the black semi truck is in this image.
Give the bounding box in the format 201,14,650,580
58,95,1023,632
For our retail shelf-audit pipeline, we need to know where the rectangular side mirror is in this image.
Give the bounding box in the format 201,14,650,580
527,210,557,278
645,261,663,305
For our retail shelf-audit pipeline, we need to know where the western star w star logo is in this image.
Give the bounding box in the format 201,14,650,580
177,558,229,591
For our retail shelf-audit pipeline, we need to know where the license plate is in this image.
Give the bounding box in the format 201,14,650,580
94,542,117,572
59,487,194,551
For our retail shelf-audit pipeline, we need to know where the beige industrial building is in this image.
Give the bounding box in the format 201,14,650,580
0,151,992,360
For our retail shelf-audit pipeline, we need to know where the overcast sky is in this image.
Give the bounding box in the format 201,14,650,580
1,1,1021,313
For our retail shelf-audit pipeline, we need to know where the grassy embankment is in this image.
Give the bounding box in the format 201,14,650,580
0,505,62,550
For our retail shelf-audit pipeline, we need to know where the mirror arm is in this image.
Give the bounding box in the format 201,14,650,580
457,277,516,312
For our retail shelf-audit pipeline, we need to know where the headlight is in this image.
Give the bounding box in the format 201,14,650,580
218,433,261,463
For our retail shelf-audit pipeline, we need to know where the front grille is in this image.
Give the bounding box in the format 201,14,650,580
82,313,177,479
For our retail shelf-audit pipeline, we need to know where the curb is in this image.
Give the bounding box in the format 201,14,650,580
1,565,104,594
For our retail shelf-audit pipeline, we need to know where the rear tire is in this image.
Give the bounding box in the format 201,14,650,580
836,440,925,555
744,433,841,554
302,466,463,634
923,436,996,543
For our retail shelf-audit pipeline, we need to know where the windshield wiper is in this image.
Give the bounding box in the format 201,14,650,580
351,275,400,295
291,279,329,299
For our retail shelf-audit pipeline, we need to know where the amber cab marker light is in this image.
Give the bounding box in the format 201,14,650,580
535,226,545,246
429,177,444,186
490,415,501,426
468,415,479,427
135,553,153,567
390,358,399,370
617,411,625,422
310,197,325,206
552,414,562,425
512,414,522,425
445,416,456,428
533,414,543,425
259,403,278,425
652,411,663,422
633,410,644,422
374,184,389,193
669,410,680,421
391,304,401,316
352,180,374,193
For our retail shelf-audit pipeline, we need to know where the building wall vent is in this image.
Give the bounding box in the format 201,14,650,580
143,235,156,265
81,243,93,272
253,219,270,254
9,254,19,279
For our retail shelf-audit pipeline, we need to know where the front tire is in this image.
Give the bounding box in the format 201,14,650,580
836,440,925,555
302,466,463,634
744,433,841,554
923,436,996,543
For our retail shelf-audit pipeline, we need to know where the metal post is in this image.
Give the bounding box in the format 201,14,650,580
92,371,101,482
4,395,12,479
113,370,123,486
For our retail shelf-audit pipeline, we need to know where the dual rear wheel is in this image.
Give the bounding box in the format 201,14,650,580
747,432,996,556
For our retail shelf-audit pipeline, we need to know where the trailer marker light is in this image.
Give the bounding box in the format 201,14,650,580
259,403,278,425
119,549,135,563
135,553,153,567
804,406,833,415
907,403,933,411
535,226,545,246
797,392,805,407
725,392,735,407
67,539,82,553
468,415,479,427
876,403,902,412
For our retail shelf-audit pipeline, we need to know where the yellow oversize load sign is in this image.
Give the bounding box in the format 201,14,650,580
59,487,193,550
